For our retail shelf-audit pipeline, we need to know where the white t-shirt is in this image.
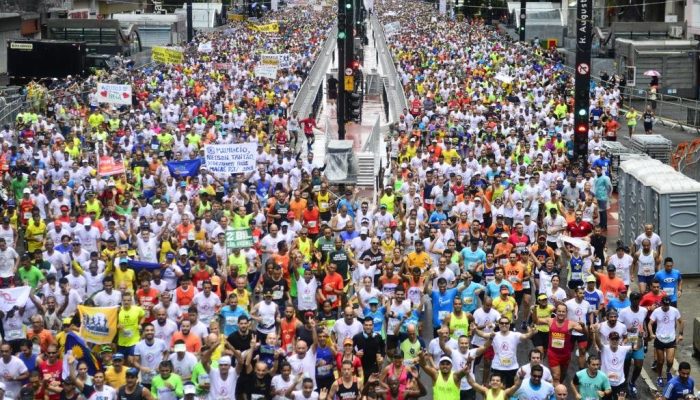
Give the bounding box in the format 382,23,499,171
600,344,631,386
0,355,29,398
207,367,238,400
471,308,501,347
154,319,179,342
427,337,458,365
0,248,18,278
192,292,222,325
168,352,198,379
598,321,628,346
271,375,296,400
650,306,681,343
93,290,122,307
618,306,648,346
134,338,168,384
565,298,591,336
86,385,117,400
290,391,319,400
609,253,634,284
520,363,553,383
331,319,363,348
492,332,522,371
450,348,478,390
287,351,317,389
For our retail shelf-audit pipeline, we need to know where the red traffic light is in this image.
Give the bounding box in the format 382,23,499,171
575,123,588,134
350,60,360,69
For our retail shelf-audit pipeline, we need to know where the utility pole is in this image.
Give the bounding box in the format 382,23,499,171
186,0,193,42
337,3,348,140
519,0,526,41
573,0,592,170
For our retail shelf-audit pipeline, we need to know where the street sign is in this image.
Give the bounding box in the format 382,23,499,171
577,63,590,75
344,75,354,91
225,228,254,249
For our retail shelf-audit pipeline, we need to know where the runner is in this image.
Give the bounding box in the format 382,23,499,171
547,303,587,385
648,296,684,388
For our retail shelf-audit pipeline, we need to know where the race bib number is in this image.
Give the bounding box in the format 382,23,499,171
499,356,512,366
273,290,283,300
551,338,565,349
438,311,449,321
522,280,530,289
225,316,236,326
571,272,582,281
663,287,675,297
320,202,329,210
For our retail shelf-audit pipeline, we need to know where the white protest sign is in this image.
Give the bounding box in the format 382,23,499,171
0,286,30,312
204,143,257,174
261,53,292,69
255,65,278,79
96,82,132,105
383,21,401,37
198,42,213,53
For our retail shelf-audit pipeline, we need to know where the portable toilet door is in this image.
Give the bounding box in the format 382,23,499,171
652,176,700,275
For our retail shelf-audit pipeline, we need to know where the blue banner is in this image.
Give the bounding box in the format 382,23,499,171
127,260,162,271
65,331,101,375
167,158,202,178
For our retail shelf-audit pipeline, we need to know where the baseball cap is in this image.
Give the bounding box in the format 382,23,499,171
368,297,379,305
218,356,232,365
83,218,92,225
499,284,509,293
661,296,671,305
22,188,30,194
113,353,125,361
439,356,452,364
174,343,187,352
343,338,353,346
606,264,616,272
184,385,196,395
586,275,597,283
179,248,188,256
125,367,138,376
537,293,547,301
608,332,621,340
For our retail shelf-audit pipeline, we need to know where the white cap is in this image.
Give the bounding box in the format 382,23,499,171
439,356,452,364
174,343,186,352
22,188,30,194
178,248,188,256
83,218,92,225
184,385,196,395
360,227,369,234
218,356,232,365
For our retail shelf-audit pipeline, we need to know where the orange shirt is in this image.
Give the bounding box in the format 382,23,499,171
595,272,626,305
504,262,525,291
170,331,202,353
406,251,431,271
493,242,514,263
27,329,55,354
175,223,194,243
322,272,344,309
289,198,307,220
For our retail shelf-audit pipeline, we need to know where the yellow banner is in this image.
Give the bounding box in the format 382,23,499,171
151,46,184,65
78,305,118,344
249,22,279,33
228,13,246,21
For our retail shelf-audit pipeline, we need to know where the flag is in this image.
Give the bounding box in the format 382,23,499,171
127,259,163,272
0,286,31,312
64,331,101,375
166,158,202,178
77,305,119,345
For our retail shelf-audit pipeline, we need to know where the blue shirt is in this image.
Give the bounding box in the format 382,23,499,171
219,306,250,336
339,230,359,242
363,306,386,336
594,175,612,201
663,376,695,400
460,248,487,271
655,269,682,302
336,199,357,218
584,289,604,321
486,280,514,299
428,211,447,227
607,297,631,312
431,288,459,329
460,282,485,313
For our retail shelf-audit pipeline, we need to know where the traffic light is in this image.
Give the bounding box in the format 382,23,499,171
348,92,361,122
338,13,347,40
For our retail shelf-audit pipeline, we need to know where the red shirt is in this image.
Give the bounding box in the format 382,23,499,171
38,360,62,400
322,272,344,309
640,291,666,311
302,207,321,235
136,287,160,322
567,221,593,238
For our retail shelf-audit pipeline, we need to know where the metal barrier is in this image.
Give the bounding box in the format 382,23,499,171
381,84,389,122
370,15,408,123
310,83,324,119
290,26,338,119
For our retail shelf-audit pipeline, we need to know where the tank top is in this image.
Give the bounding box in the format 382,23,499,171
569,256,584,282
548,319,573,354
582,204,596,222
335,213,352,231
175,285,196,314
448,312,470,340
297,277,318,311
433,372,460,400
485,389,506,400
228,252,247,275
0,226,13,244
280,317,298,354
257,301,277,334
335,378,360,400
636,250,656,276
387,364,409,392
118,385,144,400
380,194,396,215
289,240,307,264
535,305,553,332
317,192,331,213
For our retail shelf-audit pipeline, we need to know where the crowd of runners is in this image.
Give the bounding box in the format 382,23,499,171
0,0,694,399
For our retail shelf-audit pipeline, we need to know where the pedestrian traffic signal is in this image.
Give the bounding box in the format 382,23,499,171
348,92,362,122
575,122,588,134
338,13,347,40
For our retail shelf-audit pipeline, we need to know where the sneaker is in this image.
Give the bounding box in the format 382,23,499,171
629,383,638,397
652,360,658,370
656,376,664,387
644,344,648,353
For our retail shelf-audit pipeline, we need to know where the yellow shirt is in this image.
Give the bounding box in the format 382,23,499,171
117,305,145,347
105,366,127,388
442,148,460,164
24,220,46,252
407,251,431,271
317,192,331,213
114,267,135,293
85,200,102,219
493,296,517,322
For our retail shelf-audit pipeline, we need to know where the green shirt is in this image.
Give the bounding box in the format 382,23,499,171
11,178,27,200
18,266,44,288
191,362,218,396
574,369,611,399
150,373,184,399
